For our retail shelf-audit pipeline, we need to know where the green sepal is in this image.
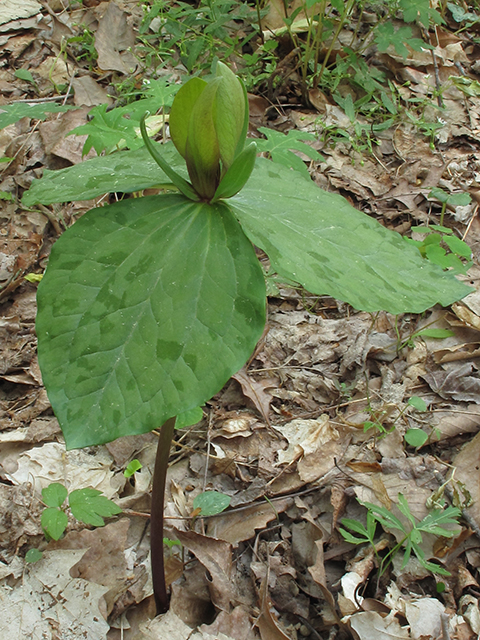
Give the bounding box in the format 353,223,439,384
169,77,207,159
214,62,246,170
212,142,257,202
235,76,250,159
185,78,221,200
140,114,200,202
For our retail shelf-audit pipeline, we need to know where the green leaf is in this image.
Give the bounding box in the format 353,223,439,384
405,428,428,448
69,81,179,156
256,128,324,181
340,519,370,539
193,491,231,516
229,159,472,314
25,548,43,563
36,195,266,448
22,143,187,206
41,507,68,540
444,235,472,258
339,528,369,545
175,406,203,429
447,192,471,206
399,0,444,26
417,506,461,537
416,328,455,339
42,482,68,508
124,459,142,477
0,102,74,130
169,77,207,158
15,69,36,85
69,488,122,526
408,396,427,412
363,502,406,533
397,494,416,526
428,187,449,203
212,142,257,201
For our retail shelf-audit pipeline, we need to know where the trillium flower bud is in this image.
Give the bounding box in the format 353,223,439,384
169,62,253,201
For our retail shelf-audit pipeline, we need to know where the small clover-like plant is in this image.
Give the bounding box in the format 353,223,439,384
23,62,471,613
40,482,121,541
340,494,461,578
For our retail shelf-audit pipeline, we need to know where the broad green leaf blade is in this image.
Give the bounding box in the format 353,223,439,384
169,76,207,158
193,490,231,516
212,142,257,202
69,488,121,526
42,482,68,508
175,406,203,429
230,159,472,314
22,143,187,207
41,507,68,541
36,195,266,449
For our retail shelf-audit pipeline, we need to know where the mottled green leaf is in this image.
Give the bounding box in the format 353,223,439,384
36,195,266,448
22,143,186,206
229,159,471,314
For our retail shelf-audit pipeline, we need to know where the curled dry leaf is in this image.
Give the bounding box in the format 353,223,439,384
173,529,234,612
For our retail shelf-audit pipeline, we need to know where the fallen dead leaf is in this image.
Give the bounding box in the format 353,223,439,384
206,497,292,545
453,430,480,529
0,549,110,639
173,529,235,612
232,367,275,424
95,1,137,74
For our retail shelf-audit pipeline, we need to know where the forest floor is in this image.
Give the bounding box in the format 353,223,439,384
1,1,480,639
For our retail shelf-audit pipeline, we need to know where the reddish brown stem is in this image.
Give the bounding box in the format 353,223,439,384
150,416,176,614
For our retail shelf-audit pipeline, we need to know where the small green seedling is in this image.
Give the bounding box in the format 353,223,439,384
404,396,429,448
406,221,473,275
428,188,472,227
24,62,471,613
363,395,427,439
124,459,143,478
340,493,461,577
40,482,121,541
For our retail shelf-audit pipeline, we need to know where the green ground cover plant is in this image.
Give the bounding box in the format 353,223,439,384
23,62,471,613
25,482,121,563
340,494,461,578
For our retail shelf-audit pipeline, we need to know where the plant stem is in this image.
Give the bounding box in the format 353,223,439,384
151,416,176,614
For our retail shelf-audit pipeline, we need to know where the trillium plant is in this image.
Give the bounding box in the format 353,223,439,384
24,62,470,613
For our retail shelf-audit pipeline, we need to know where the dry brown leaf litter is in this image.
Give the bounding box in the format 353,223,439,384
1,1,480,638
